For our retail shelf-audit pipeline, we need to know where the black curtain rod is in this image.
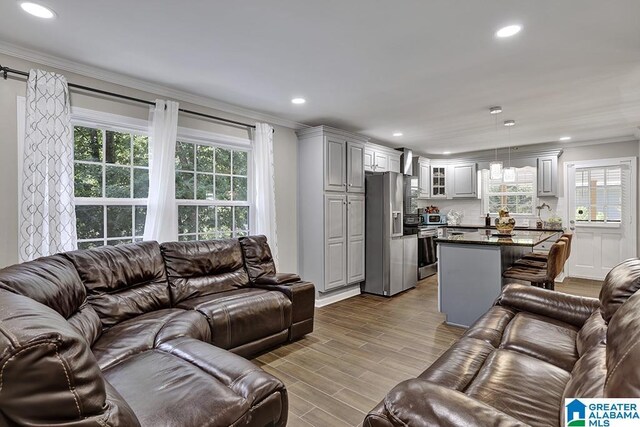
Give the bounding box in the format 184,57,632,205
1,64,258,130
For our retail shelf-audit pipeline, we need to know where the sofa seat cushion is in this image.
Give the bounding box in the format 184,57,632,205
177,288,292,350
418,337,496,391
104,340,287,427
499,311,579,372
466,349,571,427
92,309,210,370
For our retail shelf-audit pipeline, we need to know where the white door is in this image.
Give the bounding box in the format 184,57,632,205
324,137,346,192
325,194,347,290
346,141,365,193
566,158,637,280
347,194,365,283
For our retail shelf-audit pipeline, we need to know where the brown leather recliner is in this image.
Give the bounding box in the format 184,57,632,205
365,258,640,427
0,236,313,427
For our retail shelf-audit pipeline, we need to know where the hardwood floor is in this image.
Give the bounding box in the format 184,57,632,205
251,275,602,427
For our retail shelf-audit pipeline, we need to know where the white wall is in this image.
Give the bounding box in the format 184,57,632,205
0,52,299,271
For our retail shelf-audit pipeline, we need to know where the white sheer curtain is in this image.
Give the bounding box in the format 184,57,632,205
143,100,179,242
19,69,77,261
252,123,279,266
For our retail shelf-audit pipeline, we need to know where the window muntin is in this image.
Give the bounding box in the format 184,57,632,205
175,140,250,240
483,167,536,215
73,126,149,249
574,166,622,223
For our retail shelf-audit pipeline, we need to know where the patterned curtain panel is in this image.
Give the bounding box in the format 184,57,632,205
19,69,77,262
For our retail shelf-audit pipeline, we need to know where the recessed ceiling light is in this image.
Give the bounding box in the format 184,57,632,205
489,106,503,115
496,24,522,38
559,136,572,141
443,151,451,155
19,2,56,19
504,120,516,127
291,98,306,105
393,132,403,137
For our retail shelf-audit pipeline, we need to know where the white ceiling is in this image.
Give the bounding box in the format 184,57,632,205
1,0,639,154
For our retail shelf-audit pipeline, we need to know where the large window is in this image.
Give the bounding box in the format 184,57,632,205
175,141,250,241
73,126,149,249
483,167,536,215
574,166,622,223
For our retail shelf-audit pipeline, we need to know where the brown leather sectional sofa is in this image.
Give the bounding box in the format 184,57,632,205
365,258,640,427
0,235,314,427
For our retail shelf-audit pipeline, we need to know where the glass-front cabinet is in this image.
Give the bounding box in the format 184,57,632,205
430,164,447,198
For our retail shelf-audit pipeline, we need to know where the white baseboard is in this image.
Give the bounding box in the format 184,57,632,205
315,286,361,308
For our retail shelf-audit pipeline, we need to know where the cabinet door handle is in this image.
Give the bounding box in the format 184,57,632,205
348,183,352,187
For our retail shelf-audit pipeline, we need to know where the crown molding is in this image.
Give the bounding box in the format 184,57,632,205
0,41,308,131
296,125,369,142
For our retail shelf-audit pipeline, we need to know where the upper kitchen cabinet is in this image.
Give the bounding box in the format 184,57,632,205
323,135,365,193
537,155,558,197
325,137,347,192
416,157,431,198
347,141,365,193
364,142,401,173
430,163,447,198
451,162,477,198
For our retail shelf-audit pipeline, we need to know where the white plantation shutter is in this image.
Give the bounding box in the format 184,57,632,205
574,165,625,223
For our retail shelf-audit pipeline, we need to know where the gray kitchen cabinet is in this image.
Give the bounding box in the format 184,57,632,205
347,194,365,284
364,143,401,173
417,158,431,198
364,147,374,172
324,193,347,290
537,156,558,197
374,151,388,172
346,141,365,193
388,155,401,173
451,162,477,198
430,163,447,198
297,126,369,295
324,137,347,192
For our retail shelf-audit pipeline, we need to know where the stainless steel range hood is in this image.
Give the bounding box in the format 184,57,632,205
398,148,414,175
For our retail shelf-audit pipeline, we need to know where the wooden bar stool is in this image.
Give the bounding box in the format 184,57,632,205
514,236,570,269
520,233,572,263
503,241,566,290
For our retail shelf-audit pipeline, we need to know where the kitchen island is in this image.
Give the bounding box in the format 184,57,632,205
436,229,559,327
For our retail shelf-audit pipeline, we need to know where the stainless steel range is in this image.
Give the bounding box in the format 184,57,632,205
404,214,439,279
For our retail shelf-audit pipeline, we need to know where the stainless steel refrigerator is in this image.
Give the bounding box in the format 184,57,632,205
362,172,417,296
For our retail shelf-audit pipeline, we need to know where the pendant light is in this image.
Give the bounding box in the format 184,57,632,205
503,120,516,182
489,106,503,179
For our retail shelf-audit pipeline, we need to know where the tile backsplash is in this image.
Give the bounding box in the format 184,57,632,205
416,197,561,226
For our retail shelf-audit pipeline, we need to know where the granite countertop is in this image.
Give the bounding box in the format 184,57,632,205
442,224,563,233
435,229,559,247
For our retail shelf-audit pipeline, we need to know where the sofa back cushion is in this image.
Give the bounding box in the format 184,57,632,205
161,239,249,304
64,241,170,328
599,258,640,323
604,290,640,397
0,254,102,345
0,290,140,426
239,235,276,280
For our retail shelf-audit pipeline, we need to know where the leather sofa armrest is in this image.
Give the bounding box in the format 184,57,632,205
365,379,528,427
253,279,315,324
496,283,600,328
254,272,301,286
